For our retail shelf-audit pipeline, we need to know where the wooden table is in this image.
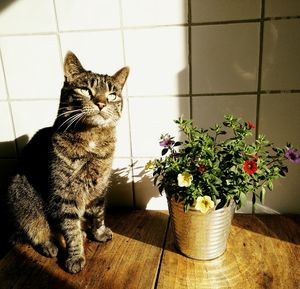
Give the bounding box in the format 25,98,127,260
0,211,299,289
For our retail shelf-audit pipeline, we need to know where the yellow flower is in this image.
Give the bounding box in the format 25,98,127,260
145,160,154,170
194,196,215,213
177,172,193,187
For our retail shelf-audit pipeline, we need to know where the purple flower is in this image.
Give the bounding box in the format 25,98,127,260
159,134,175,148
285,148,300,163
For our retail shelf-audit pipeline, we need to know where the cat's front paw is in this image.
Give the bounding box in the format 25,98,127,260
93,226,113,242
65,255,86,274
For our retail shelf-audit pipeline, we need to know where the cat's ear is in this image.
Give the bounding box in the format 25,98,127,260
113,67,130,90
64,51,85,81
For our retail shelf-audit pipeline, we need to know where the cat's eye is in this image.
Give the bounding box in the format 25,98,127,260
75,88,92,99
107,93,117,102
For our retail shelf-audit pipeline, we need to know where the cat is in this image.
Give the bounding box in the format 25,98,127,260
7,51,129,274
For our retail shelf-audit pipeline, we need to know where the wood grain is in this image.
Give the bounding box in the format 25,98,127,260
0,210,169,289
1,213,300,289
156,215,300,289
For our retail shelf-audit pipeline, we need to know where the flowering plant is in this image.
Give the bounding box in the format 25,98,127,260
146,115,299,212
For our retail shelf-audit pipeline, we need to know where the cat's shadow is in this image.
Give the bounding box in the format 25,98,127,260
108,160,163,210
0,135,29,258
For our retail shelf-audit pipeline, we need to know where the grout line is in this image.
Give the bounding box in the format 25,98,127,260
264,15,300,21
255,0,265,139
118,0,136,209
191,18,261,26
0,31,57,37
179,15,300,28
128,94,190,98
0,15,299,38
6,98,60,102
153,216,170,289
260,89,300,94
192,91,258,97
2,89,299,104
52,0,64,69
188,0,192,119
0,48,19,157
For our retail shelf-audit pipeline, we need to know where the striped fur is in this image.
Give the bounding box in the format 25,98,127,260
7,52,129,274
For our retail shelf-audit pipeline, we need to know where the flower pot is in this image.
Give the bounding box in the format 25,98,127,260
168,197,235,260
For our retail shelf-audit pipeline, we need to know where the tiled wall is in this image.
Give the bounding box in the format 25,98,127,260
0,0,299,213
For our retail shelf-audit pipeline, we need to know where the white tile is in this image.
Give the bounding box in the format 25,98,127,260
191,0,261,23
60,31,125,76
133,158,168,210
262,20,300,91
122,0,187,27
258,93,300,213
115,99,131,158
0,35,63,100
264,165,300,213
124,27,189,96
265,0,300,17
0,102,16,158
192,95,257,132
11,100,59,151
259,93,300,147
107,158,133,208
192,23,260,94
0,0,56,35
129,97,190,157
55,0,121,31
0,56,7,100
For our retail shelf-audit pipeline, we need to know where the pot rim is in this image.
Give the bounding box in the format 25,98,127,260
168,196,235,214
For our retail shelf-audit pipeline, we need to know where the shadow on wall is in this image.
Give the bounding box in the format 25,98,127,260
0,0,16,12
107,160,161,210
0,137,29,258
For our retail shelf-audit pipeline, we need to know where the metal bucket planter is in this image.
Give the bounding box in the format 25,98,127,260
168,197,235,260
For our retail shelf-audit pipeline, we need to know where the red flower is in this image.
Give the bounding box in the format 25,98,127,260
243,160,257,174
247,121,256,129
197,165,207,174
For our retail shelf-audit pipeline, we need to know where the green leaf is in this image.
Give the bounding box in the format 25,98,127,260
218,130,227,135
174,141,182,147
260,187,266,204
184,203,190,212
158,185,164,195
240,192,247,207
153,176,159,186
267,181,274,191
162,148,168,156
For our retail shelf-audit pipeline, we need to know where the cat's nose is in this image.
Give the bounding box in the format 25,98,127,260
97,102,106,110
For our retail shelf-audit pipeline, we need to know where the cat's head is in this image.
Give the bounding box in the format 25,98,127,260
56,51,129,131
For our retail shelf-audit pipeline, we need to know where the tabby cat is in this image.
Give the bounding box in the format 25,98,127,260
7,51,129,273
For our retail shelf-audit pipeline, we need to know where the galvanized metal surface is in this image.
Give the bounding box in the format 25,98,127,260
168,198,235,260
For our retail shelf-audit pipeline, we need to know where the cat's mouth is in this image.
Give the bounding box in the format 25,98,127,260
83,109,115,127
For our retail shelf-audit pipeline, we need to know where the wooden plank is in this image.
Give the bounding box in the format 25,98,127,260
157,214,300,289
0,210,169,289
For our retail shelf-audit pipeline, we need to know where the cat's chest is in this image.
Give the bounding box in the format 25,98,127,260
88,140,97,150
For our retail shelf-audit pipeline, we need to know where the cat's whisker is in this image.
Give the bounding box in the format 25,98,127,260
57,113,81,131
74,112,87,129
63,113,85,132
58,102,81,110
57,109,82,118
